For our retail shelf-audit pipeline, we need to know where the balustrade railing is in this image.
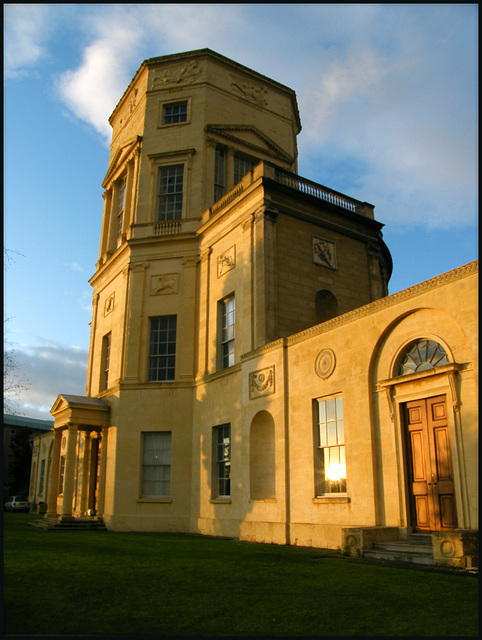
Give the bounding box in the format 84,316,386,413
210,182,245,216
153,220,181,236
274,168,359,213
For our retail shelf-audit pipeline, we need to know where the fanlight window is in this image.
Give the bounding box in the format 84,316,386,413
397,339,449,376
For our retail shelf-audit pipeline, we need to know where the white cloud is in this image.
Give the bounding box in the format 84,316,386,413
64,262,85,272
56,29,142,140
12,341,88,420
54,3,247,142
298,8,477,229
8,3,476,230
4,4,53,77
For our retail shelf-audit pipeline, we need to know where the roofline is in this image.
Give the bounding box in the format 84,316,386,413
109,49,301,133
3,414,54,430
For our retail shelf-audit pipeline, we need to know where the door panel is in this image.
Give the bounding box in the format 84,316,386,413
404,395,456,532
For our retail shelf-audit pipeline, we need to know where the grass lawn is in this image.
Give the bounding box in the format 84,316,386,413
4,513,478,637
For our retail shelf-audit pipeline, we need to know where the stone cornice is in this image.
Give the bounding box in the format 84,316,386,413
195,363,242,386
286,260,478,346
241,338,286,362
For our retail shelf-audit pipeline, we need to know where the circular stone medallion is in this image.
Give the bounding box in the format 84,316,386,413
315,348,336,379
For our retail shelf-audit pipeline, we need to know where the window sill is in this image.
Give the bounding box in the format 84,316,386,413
313,496,350,504
137,498,172,504
210,498,232,504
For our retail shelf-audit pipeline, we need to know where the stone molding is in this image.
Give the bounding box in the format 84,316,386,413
287,261,478,346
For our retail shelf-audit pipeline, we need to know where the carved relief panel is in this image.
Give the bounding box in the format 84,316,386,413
313,236,337,269
217,246,236,278
104,293,115,317
150,273,180,296
249,366,275,399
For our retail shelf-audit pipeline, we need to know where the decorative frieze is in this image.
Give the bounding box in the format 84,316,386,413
151,60,201,90
249,366,275,399
313,236,337,269
217,246,236,278
230,74,268,106
150,273,179,295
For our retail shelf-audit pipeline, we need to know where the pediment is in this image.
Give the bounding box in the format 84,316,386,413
51,394,110,429
102,135,142,188
206,124,293,164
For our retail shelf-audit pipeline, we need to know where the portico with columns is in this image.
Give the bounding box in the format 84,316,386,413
47,395,110,521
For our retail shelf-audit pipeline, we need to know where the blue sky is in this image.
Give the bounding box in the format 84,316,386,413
4,3,478,419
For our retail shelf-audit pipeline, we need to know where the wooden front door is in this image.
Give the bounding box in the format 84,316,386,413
404,395,457,532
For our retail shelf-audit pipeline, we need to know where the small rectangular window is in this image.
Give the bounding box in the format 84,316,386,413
101,333,111,391
214,146,227,202
115,177,126,237
315,395,346,495
58,456,65,495
162,101,188,125
234,153,257,184
213,424,231,498
148,316,177,381
157,165,184,221
141,432,172,497
220,296,235,369
39,459,46,496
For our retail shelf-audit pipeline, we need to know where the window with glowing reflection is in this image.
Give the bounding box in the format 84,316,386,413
397,339,449,376
315,395,346,495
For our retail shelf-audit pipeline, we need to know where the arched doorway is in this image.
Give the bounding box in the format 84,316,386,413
398,340,457,532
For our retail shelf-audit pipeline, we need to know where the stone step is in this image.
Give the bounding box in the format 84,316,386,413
371,541,433,555
364,535,434,565
27,518,107,531
405,534,432,546
364,547,435,565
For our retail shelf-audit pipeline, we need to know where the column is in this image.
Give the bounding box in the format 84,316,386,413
80,432,92,515
60,424,78,518
46,428,62,519
96,427,109,517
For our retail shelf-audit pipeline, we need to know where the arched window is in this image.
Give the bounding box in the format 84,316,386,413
315,290,338,323
397,339,449,376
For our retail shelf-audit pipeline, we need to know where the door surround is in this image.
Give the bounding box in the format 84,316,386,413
377,363,470,531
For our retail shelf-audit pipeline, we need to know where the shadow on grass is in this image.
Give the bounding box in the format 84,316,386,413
4,513,478,637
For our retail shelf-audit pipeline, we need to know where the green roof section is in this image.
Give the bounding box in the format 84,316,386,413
3,414,54,431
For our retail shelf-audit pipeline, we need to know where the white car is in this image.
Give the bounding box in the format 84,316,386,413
4,496,30,512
